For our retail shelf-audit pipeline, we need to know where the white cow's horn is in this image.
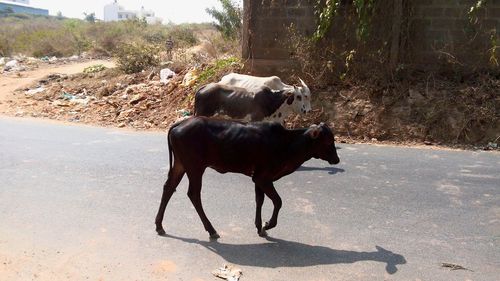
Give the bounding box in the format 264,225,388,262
299,78,309,92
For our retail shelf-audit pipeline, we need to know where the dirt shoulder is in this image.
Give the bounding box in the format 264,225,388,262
0,60,115,109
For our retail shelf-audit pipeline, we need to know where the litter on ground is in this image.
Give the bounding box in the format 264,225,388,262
212,264,242,281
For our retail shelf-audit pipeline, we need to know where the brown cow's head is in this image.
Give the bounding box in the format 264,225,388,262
306,123,340,165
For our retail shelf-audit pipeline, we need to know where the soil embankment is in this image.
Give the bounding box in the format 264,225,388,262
1,61,498,149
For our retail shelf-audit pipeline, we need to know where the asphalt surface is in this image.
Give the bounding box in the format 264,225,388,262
0,116,499,281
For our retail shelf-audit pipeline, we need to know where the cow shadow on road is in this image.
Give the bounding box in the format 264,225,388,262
162,234,406,274
297,166,345,175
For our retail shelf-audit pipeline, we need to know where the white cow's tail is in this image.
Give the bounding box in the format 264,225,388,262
193,84,209,116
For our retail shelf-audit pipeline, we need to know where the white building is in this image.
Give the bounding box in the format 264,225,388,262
0,0,48,16
104,1,161,24
4,0,29,4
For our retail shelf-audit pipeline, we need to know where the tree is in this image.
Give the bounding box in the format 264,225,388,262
56,11,63,19
205,0,242,39
83,12,96,23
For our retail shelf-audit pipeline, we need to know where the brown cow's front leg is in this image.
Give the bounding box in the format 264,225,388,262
186,171,219,239
258,181,282,233
254,185,265,236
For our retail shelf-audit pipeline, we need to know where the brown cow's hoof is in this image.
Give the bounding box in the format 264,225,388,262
258,229,268,237
209,232,220,240
156,228,166,236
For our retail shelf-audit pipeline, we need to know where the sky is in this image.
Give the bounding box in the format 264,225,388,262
29,0,240,24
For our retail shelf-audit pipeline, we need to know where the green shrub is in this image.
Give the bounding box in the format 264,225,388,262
166,24,198,48
0,14,223,59
196,56,242,86
83,64,106,73
114,42,160,74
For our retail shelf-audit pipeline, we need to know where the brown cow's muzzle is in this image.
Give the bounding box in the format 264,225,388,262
329,157,340,165
329,151,340,165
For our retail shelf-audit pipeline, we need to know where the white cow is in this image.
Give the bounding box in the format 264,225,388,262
219,73,311,124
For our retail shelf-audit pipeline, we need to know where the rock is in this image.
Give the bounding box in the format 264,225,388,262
4,60,18,70
46,73,65,81
5,60,19,67
52,100,70,107
182,68,199,87
129,94,145,105
487,142,498,149
160,68,175,84
99,87,110,97
69,96,91,105
26,87,45,95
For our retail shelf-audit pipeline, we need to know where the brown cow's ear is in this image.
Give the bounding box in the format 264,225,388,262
307,125,321,139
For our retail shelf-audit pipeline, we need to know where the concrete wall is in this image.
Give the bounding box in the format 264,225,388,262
243,0,500,75
409,0,500,65
242,0,317,75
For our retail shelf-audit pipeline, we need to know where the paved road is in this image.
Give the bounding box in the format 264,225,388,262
0,116,499,281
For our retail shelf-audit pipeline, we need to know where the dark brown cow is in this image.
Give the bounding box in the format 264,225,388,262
155,117,340,238
193,83,295,123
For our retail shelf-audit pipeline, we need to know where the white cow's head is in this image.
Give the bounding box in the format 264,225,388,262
288,79,311,114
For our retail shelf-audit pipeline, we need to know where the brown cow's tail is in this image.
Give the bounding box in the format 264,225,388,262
166,119,183,171
168,128,173,171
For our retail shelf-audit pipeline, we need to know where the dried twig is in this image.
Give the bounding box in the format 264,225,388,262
440,262,473,272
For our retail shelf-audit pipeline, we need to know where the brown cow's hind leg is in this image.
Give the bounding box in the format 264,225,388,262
155,163,185,235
